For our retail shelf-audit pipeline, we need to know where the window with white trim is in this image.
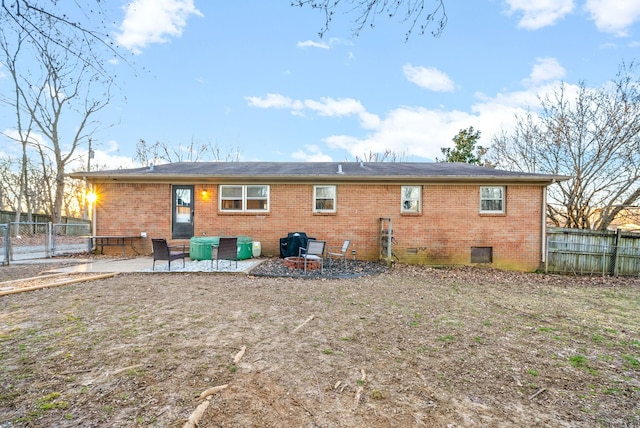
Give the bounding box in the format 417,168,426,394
314,185,336,212
480,186,505,213
220,185,269,211
401,186,421,213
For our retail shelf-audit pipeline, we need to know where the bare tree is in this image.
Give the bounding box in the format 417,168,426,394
0,157,19,211
352,149,408,162
0,11,113,224
4,1,448,44
1,0,125,73
0,29,31,224
134,138,242,165
489,63,640,230
293,0,447,39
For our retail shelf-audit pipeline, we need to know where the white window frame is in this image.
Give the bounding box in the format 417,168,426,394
401,185,421,213
480,186,505,213
313,185,336,213
219,185,269,212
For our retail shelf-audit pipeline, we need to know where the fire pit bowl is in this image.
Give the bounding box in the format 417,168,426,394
283,256,321,270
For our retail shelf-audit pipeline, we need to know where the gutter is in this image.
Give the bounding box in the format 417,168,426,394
70,173,569,186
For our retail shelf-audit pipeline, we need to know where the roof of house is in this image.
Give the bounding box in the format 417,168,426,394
70,161,569,185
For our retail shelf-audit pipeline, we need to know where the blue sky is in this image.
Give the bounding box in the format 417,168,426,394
3,0,640,168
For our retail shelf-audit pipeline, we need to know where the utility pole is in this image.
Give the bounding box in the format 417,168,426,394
87,138,93,172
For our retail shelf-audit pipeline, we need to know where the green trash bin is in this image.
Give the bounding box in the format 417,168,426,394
189,237,219,260
237,236,253,260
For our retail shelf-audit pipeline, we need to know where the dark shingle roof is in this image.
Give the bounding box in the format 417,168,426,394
71,161,568,184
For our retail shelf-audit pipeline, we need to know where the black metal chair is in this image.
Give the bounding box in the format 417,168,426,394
151,238,187,271
212,237,238,270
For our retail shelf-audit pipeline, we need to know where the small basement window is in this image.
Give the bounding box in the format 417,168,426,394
471,247,493,263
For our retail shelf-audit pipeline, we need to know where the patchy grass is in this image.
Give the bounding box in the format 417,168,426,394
0,264,639,427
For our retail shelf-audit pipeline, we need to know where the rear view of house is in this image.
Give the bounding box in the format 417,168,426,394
71,162,566,271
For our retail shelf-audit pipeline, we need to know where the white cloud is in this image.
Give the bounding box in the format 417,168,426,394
297,37,352,50
297,40,330,49
522,57,566,87
2,129,48,152
304,97,364,117
1,130,136,171
246,94,376,125
402,64,455,92
246,61,582,162
291,144,333,162
504,0,574,29
245,93,300,110
115,0,203,54
70,142,138,171
325,107,473,160
585,0,640,36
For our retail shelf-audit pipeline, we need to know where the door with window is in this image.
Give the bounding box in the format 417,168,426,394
172,185,194,239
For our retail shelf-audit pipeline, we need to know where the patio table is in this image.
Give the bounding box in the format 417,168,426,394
88,235,141,257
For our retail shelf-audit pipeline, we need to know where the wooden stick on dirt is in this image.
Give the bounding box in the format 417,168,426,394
292,315,315,333
0,273,118,296
182,400,209,428
108,364,143,377
0,272,71,286
529,387,546,400
354,387,363,407
198,384,229,399
292,397,314,416
354,369,366,407
233,346,246,364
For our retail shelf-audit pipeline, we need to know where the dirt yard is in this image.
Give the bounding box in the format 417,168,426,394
1,261,639,427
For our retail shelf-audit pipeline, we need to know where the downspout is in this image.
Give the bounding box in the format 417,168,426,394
92,197,97,239
89,178,97,250
541,184,548,266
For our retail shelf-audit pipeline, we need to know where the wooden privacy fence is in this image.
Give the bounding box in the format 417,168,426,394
546,228,640,276
0,210,89,227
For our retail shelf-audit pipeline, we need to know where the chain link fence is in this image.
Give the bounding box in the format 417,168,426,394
0,224,7,265
6,222,91,263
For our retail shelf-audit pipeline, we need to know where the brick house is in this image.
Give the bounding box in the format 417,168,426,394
71,162,566,271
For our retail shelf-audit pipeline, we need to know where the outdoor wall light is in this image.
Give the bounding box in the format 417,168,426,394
87,191,97,204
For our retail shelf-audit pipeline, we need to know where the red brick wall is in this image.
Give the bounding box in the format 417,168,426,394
94,182,544,270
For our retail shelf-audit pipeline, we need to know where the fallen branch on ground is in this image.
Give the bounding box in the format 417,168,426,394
233,346,246,364
292,397,314,416
198,384,229,399
182,400,209,428
354,369,366,407
529,387,546,400
108,364,143,378
292,315,315,333
0,272,118,296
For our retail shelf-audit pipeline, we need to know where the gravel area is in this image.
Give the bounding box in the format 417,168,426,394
249,257,389,278
137,256,388,278
138,258,263,273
